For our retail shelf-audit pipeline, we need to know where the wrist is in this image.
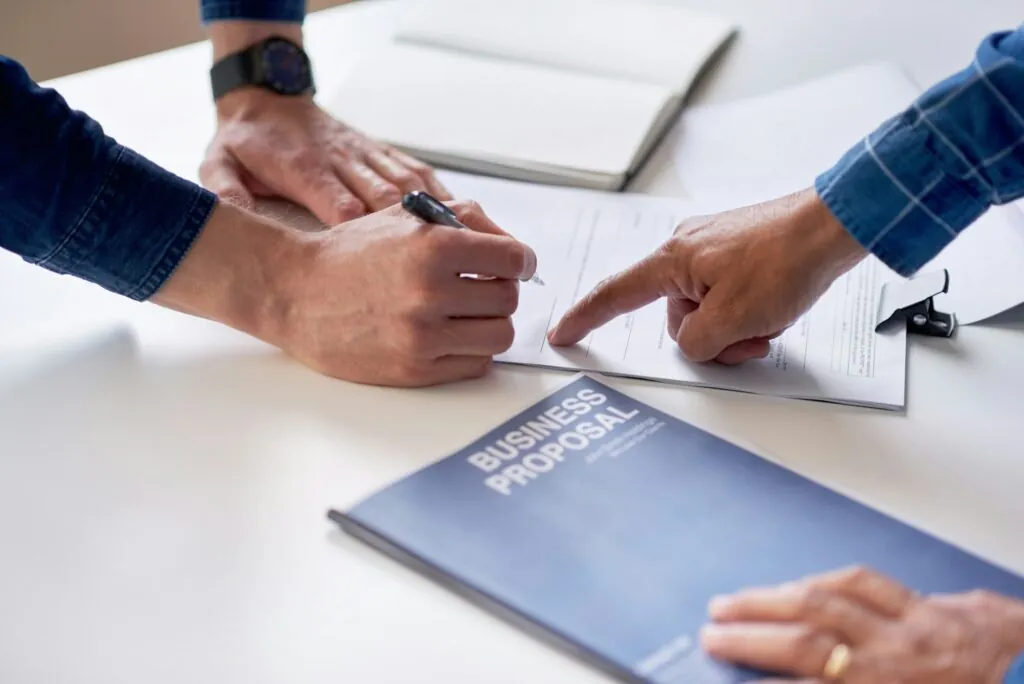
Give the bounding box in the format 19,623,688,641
208,21,302,61
795,187,867,281
208,22,313,117
152,200,305,346
215,85,311,122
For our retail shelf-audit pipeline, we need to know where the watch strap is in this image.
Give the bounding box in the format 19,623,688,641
210,48,256,101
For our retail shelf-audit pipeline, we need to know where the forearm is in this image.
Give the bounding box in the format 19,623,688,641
0,56,214,300
207,21,302,60
816,27,1024,277
0,53,297,336
151,200,299,345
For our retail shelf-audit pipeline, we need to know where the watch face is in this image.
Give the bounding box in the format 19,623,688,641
261,39,311,95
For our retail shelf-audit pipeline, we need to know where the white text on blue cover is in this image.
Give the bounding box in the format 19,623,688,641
467,388,640,495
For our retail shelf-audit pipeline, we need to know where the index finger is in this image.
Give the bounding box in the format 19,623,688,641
798,566,917,618
449,200,512,237
548,251,672,346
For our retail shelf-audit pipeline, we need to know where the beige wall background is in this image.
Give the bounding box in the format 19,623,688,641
2,0,351,82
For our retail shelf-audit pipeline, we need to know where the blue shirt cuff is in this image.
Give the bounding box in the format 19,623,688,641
200,0,306,23
814,118,988,277
36,146,216,301
0,55,217,302
815,28,1024,277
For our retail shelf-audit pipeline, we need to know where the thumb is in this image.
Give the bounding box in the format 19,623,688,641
286,169,367,226
548,252,670,346
200,153,254,212
674,289,748,362
232,142,366,225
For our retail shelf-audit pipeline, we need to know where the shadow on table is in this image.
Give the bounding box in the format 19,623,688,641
0,323,139,401
0,324,556,475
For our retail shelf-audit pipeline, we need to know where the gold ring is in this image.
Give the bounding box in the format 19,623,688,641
822,643,853,681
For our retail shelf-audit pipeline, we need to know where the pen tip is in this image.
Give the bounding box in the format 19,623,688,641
533,275,546,286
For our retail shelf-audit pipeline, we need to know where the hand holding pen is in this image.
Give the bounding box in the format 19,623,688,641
402,191,545,286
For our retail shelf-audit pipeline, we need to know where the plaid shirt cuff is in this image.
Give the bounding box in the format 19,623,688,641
815,117,988,277
816,28,1024,277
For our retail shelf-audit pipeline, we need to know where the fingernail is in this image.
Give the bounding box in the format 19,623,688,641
547,327,562,345
699,625,725,647
520,248,538,280
708,595,729,617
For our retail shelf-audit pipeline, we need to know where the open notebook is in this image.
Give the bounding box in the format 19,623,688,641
327,0,735,190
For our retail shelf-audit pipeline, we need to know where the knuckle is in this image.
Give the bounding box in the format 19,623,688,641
963,589,1000,610
411,162,434,177
838,565,875,590
392,359,431,386
506,244,529,277
288,149,321,173
390,168,418,185
198,158,217,181
495,319,516,353
402,286,438,319
422,227,459,261
673,213,712,238
797,587,833,619
496,281,520,316
468,359,492,379
588,276,623,313
452,199,483,223
371,184,402,205
337,196,367,219
659,236,692,269
395,318,433,356
789,626,834,667
904,622,944,655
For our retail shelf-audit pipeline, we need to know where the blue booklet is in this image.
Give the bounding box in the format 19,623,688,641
328,375,1024,683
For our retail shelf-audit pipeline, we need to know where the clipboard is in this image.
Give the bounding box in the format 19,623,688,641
876,269,957,338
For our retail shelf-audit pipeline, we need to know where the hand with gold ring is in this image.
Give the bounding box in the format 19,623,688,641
699,566,1024,683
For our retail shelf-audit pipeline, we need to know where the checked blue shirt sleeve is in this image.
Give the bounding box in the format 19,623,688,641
200,0,306,23
816,27,1024,277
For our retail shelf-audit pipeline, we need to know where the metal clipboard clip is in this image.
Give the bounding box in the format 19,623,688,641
875,269,957,338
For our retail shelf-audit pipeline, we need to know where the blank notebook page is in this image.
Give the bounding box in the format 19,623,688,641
330,43,673,175
395,0,735,91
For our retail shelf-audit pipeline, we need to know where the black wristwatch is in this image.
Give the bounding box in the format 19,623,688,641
210,36,315,101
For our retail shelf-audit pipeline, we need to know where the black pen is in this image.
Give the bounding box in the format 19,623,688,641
401,191,545,285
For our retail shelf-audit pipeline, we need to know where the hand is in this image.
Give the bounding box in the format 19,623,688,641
701,566,1024,683
547,189,867,365
153,200,537,387
201,90,451,226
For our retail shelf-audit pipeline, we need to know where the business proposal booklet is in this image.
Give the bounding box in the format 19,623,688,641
328,375,1024,683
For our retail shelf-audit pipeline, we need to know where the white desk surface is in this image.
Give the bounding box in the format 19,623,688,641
2,2,1024,682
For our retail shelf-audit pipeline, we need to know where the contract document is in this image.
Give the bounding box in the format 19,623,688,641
439,171,907,410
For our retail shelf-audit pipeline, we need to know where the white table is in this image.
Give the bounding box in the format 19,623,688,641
2,2,1023,682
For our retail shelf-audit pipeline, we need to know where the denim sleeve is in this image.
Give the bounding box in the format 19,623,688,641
200,0,306,23
815,27,1024,277
0,56,216,300
1006,653,1024,684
